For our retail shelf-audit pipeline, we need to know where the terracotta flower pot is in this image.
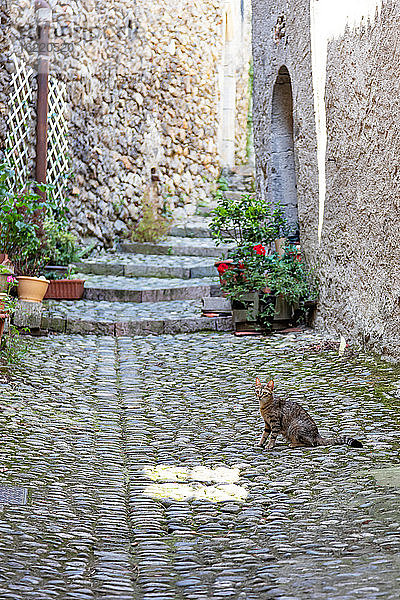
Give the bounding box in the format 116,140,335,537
17,276,50,303
44,279,85,300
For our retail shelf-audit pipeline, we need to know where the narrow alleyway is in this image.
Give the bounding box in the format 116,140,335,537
2,170,400,599
1,331,400,600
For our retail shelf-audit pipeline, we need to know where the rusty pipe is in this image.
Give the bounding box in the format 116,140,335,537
35,0,51,188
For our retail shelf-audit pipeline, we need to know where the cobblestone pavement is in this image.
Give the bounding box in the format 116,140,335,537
1,332,400,599
43,299,201,321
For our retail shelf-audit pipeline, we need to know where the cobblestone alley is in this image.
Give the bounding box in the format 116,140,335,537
1,331,400,600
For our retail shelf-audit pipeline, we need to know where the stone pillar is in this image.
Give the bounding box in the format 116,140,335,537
13,301,43,329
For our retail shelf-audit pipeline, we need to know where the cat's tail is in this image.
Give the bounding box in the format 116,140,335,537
318,435,363,448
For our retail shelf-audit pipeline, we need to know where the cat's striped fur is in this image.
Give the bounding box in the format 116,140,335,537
255,378,363,450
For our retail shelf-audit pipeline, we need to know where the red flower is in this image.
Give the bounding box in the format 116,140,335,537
238,262,245,269
217,262,230,274
253,244,266,256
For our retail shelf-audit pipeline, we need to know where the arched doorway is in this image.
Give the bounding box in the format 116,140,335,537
269,66,299,241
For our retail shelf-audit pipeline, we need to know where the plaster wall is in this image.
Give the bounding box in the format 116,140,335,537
251,0,400,359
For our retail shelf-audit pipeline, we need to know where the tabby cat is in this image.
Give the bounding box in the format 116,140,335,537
255,378,363,449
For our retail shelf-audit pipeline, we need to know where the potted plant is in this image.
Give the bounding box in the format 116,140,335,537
210,192,287,250
43,216,85,300
210,192,318,333
0,167,52,302
0,163,85,302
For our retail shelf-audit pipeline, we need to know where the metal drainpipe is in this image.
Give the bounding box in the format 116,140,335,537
35,0,52,191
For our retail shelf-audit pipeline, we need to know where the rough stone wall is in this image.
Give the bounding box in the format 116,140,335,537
5,0,251,244
252,0,400,359
0,1,11,155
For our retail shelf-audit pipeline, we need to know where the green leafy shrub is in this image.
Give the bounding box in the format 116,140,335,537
0,169,54,276
0,163,83,276
218,244,317,305
210,193,287,247
43,216,81,266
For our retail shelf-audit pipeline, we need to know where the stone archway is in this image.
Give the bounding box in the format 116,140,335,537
269,66,299,240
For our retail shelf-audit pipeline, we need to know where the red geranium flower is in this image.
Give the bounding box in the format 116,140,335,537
238,262,245,269
253,244,266,256
217,262,230,274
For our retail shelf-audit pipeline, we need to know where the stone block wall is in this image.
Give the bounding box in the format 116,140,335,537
4,0,252,244
252,0,400,359
0,1,10,151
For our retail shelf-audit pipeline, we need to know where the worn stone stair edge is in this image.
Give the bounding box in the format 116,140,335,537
83,283,221,303
169,225,212,239
41,315,233,336
75,262,217,279
120,241,228,259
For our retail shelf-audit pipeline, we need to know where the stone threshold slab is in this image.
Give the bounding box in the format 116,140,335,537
84,283,221,303
41,315,233,336
75,262,216,279
120,241,228,258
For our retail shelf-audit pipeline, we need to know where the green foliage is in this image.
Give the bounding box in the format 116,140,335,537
0,285,27,365
0,163,82,275
210,193,287,247
0,181,45,276
1,324,28,365
213,175,229,203
266,246,319,306
219,245,317,305
217,244,318,330
217,246,270,301
43,216,82,266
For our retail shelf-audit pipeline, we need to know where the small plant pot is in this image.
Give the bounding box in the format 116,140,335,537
17,276,49,303
44,279,85,300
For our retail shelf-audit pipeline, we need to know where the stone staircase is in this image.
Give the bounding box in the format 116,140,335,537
41,219,231,337
41,167,254,337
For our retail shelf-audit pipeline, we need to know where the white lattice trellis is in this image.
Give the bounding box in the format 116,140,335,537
47,77,70,204
6,54,70,203
5,54,35,188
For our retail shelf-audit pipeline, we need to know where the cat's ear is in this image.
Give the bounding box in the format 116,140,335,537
267,380,274,391
255,377,262,389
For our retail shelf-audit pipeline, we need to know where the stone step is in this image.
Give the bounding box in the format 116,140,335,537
75,253,217,279
120,237,232,258
195,203,217,217
169,216,212,238
224,191,245,202
42,299,233,337
80,274,221,303
169,224,212,238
